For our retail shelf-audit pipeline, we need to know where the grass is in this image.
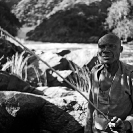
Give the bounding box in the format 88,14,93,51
1,52,41,84
2,52,28,80
68,61,91,93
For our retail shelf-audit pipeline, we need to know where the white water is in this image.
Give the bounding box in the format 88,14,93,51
15,26,133,65
16,26,98,51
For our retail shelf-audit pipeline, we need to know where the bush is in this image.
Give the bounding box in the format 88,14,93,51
27,1,110,43
105,0,133,42
0,1,22,36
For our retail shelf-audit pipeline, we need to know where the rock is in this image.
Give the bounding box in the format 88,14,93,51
52,58,71,70
0,71,44,95
43,87,88,126
84,55,99,71
56,50,71,56
65,49,97,68
25,49,97,87
26,51,62,87
45,48,97,87
0,90,88,133
0,91,45,133
52,70,72,82
46,58,79,87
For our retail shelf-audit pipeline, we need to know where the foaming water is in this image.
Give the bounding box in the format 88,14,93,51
23,41,98,51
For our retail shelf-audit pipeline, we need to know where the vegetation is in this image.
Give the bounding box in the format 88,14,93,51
1,52,41,86
0,1,22,36
26,0,111,43
68,61,91,92
12,0,62,26
12,0,101,26
2,0,133,42
2,52,29,80
5,0,132,43
105,0,133,42
0,0,21,9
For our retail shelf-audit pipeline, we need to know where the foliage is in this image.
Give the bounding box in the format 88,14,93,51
2,52,29,80
27,0,111,43
12,0,62,26
12,0,102,26
0,1,22,36
0,0,21,9
68,61,91,93
105,0,133,41
1,52,41,84
8,0,133,43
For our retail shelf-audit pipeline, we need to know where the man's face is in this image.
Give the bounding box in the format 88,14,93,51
97,42,122,64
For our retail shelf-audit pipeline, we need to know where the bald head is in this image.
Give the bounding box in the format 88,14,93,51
98,33,121,46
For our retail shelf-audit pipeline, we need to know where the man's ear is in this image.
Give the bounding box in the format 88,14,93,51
120,46,123,53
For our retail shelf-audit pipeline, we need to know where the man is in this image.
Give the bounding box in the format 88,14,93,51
84,33,133,133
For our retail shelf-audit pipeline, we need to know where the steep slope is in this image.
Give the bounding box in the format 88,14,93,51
26,0,111,43
12,0,62,26
12,0,102,26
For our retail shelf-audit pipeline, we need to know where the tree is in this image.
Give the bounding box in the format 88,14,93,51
0,1,22,36
105,0,133,41
27,1,110,43
0,0,21,9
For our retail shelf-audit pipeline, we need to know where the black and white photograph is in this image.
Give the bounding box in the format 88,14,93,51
0,0,133,133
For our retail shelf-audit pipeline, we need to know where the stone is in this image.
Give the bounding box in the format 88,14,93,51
0,90,87,133
0,71,44,95
56,50,71,56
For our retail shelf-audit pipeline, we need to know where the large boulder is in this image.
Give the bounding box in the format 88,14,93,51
0,71,44,95
0,87,88,133
43,87,88,126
